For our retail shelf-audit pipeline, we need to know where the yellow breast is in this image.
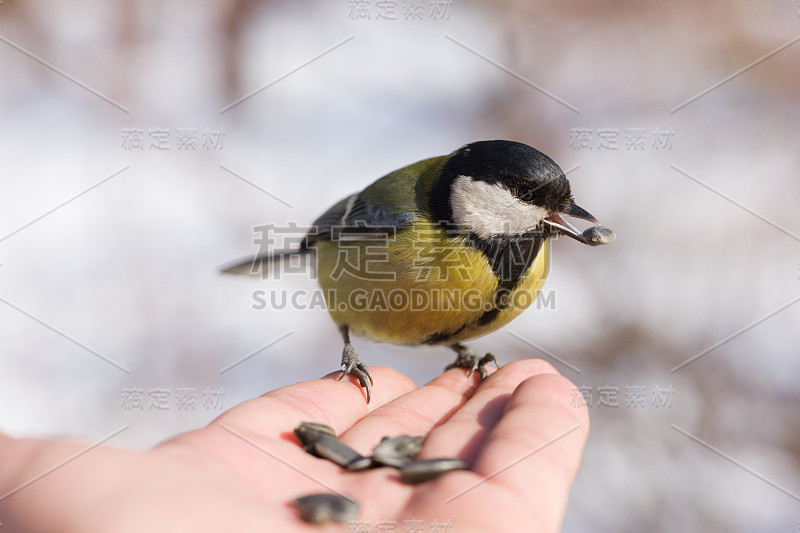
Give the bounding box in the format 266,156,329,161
314,222,550,346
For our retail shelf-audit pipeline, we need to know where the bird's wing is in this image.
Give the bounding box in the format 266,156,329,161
305,193,416,246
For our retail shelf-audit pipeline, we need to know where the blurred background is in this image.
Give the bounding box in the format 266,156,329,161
1,0,798,531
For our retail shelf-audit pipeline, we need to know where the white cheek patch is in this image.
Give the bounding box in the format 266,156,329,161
449,175,549,238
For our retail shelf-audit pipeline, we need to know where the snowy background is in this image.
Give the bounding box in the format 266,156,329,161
1,1,799,531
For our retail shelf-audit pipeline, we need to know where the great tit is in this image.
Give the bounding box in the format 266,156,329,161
223,140,615,402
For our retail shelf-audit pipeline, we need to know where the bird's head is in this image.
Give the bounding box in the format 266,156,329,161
431,140,600,243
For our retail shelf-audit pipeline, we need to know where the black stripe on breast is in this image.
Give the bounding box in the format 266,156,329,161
466,230,546,294
422,230,546,345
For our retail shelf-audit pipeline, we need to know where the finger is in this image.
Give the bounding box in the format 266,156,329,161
469,372,590,531
338,364,489,451
211,366,418,439
418,358,564,463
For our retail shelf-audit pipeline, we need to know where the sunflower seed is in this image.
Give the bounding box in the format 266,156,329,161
583,225,616,246
312,434,371,470
294,493,359,524
294,421,336,449
372,435,424,468
400,458,469,484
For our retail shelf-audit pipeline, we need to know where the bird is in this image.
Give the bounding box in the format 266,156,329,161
223,140,615,402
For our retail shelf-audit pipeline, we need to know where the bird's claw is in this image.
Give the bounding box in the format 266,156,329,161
338,345,373,403
445,345,498,381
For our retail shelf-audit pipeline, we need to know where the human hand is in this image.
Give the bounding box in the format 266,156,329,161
0,358,588,532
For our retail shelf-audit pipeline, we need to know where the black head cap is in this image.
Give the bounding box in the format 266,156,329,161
430,140,573,224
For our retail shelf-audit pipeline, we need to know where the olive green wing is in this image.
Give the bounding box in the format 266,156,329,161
306,155,446,245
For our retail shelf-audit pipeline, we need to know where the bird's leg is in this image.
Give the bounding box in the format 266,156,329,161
444,343,499,381
337,326,374,403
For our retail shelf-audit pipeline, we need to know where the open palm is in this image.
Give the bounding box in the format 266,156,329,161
0,359,588,533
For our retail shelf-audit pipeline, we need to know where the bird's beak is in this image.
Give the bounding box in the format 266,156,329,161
543,202,598,245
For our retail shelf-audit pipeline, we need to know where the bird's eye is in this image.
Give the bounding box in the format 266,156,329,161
515,186,534,202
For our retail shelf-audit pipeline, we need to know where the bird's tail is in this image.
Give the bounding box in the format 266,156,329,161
220,247,312,277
